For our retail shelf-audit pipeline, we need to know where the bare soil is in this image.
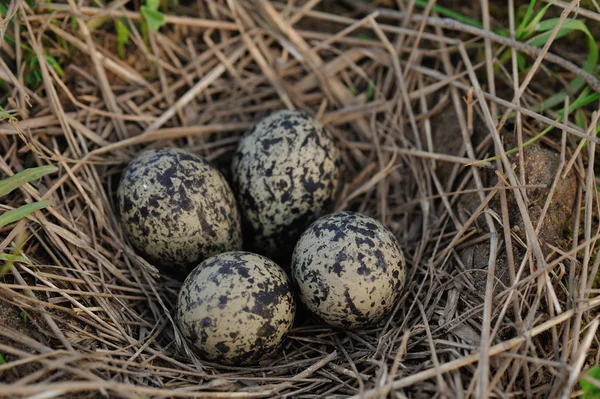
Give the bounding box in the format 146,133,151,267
430,106,579,318
0,301,42,383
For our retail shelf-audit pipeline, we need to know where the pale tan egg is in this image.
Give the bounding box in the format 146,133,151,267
291,212,406,329
231,110,341,259
117,148,242,277
176,251,296,365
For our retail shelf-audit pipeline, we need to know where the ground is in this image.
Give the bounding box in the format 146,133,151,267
0,301,42,383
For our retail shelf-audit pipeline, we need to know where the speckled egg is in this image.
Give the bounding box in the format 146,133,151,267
231,110,341,258
117,148,242,277
176,251,296,365
291,212,405,329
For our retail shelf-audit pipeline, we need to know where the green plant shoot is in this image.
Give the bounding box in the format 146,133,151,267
0,165,58,198
581,366,600,399
115,19,130,59
141,0,166,33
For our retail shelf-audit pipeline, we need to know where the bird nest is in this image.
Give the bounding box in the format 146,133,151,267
1,0,600,397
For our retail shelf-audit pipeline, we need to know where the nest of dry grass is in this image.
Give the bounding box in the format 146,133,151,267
1,0,600,397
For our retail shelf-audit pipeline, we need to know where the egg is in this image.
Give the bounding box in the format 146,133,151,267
176,251,296,365
117,148,242,277
231,110,341,258
291,212,405,329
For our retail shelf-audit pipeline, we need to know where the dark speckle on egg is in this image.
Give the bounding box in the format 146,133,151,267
176,251,296,365
291,212,406,329
231,110,342,259
117,148,242,278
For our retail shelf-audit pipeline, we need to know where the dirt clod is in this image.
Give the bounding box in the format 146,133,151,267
510,143,577,249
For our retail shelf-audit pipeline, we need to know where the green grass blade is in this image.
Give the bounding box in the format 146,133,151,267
0,201,51,228
0,231,28,275
18,310,28,323
522,0,557,38
575,109,587,129
536,17,578,32
0,352,10,371
140,6,165,32
475,122,600,166
0,165,57,198
0,253,30,264
472,124,559,165
3,33,14,46
474,90,600,165
560,90,600,113
527,19,598,112
527,19,587,46
146,0,160,10
407,0,482,27
581,366,600,396
367,82,374,100
44,53,64,77
516,0,538,39
115,19,129,59
0,110,13,119
357,33,375,41
526,27,575,46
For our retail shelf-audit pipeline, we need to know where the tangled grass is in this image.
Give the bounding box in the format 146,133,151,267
1,0,600,397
